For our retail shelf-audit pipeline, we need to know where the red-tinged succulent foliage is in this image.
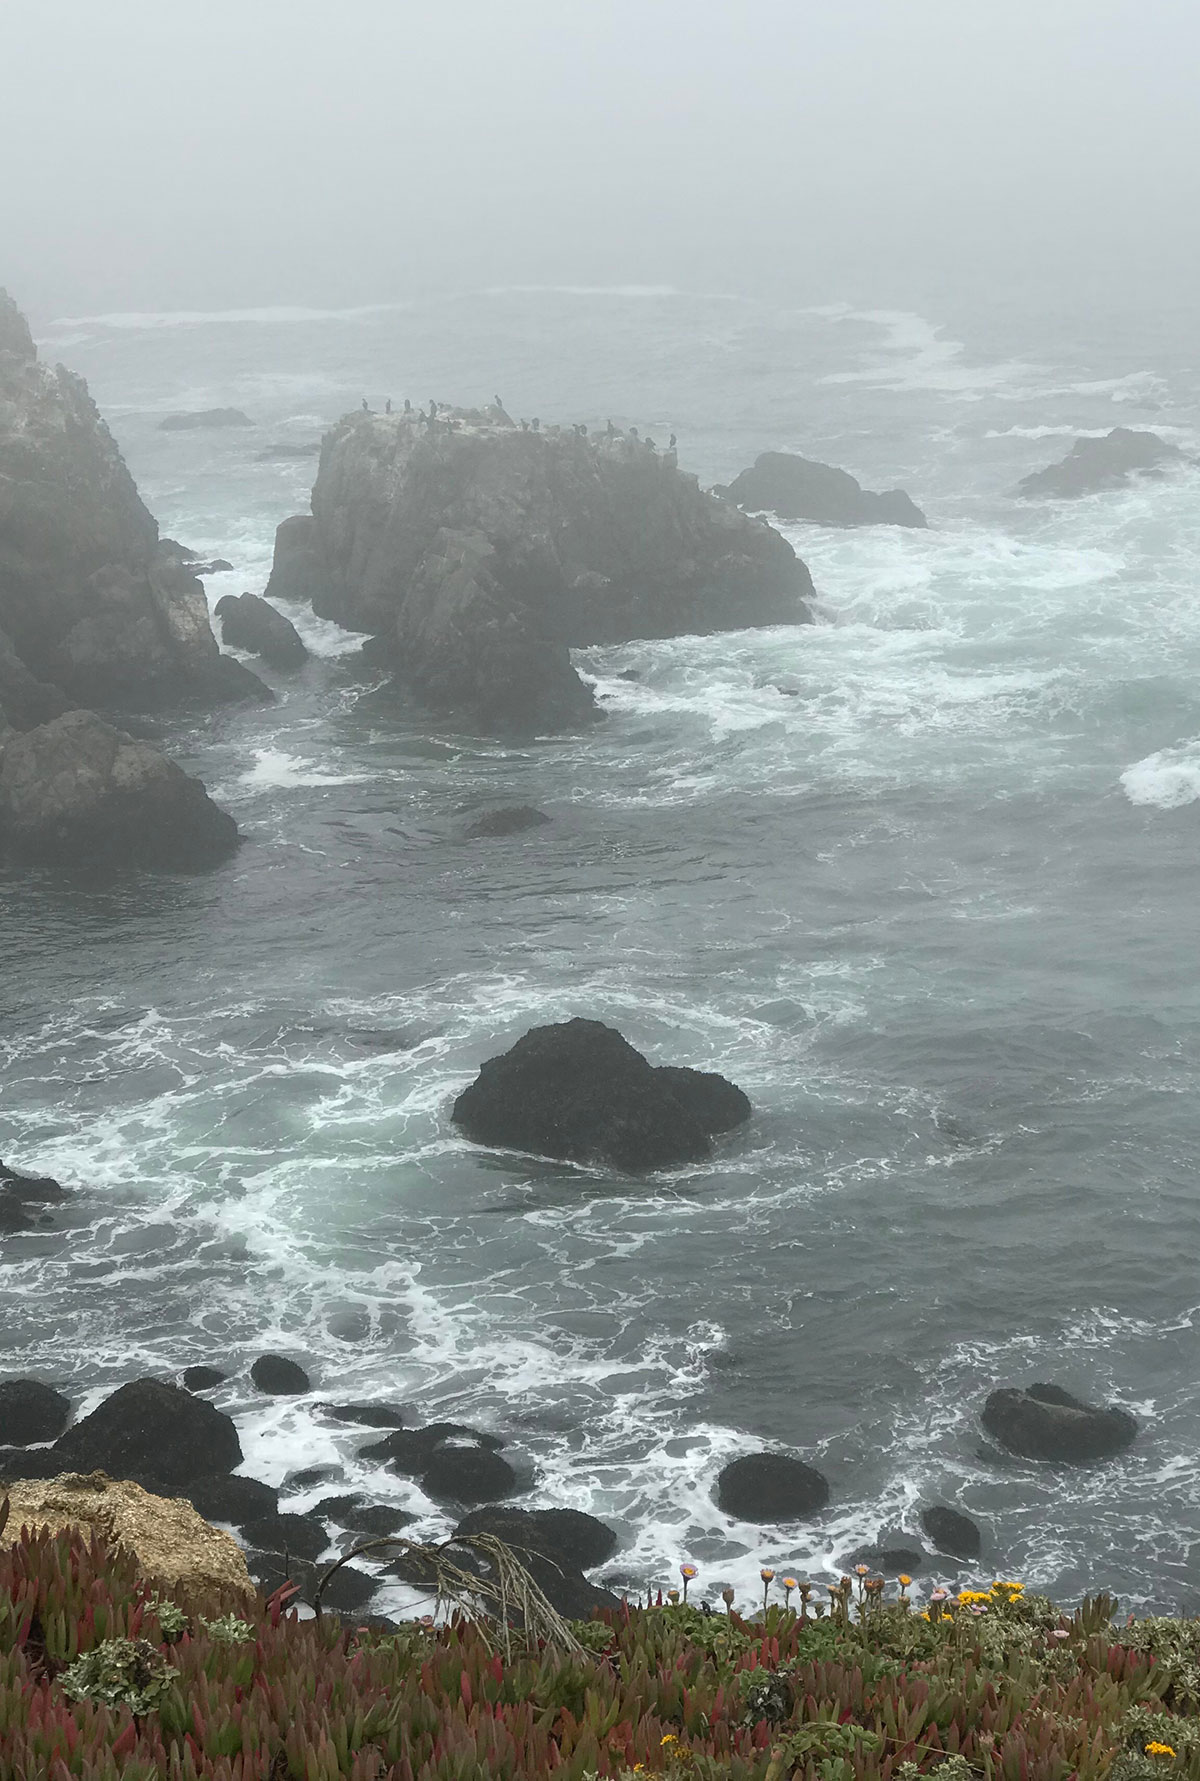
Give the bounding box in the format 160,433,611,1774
4,1520,1200,1781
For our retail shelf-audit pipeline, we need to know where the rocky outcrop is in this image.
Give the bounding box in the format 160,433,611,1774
719,453,928,528
0,710,240,871
921,1504,982,1560
982,1383,1138,1463
0,1159,72,1234
266,408,814,733
1016,429,1186,498
0,1378,71,1445
451,1018,752,1172
0,288,265,717
159,408,253,431
250,1354,311,1395
453,1508,622,1620
215,593,308,668
182,1366,226,1392
0,1471,253,1608
51,1377,243,1488
359,1422,518,1503
715,1452,830,1523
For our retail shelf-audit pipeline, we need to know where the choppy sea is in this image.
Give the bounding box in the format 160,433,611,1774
3,286,1200,1614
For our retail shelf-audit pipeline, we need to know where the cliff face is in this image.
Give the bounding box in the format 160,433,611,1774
267,408,813,733
0,288,258,720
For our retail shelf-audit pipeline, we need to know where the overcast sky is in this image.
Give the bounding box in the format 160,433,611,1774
2,0,1196,319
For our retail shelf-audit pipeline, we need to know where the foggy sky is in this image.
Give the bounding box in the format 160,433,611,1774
2,0,1197,320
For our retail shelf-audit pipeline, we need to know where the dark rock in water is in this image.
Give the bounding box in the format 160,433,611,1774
53,1378,242,1487
313,1493,366,1521
358,1423,503,1472
842,1543,926,1577
1016,428,1186,499
0,710,240,871
420,1445,518,1505
250,1354,311,1395
240,1512,329,1561
0,1444,61,1480
653,1066,752,1136
215,592,308,670
719,453,928,529
338,1504,415,1538
186,1472,279,1527
188,559,234,576
159,408,253,431
265,406,812,736
182,1366,226,1392
0,292,265,713
256,442,321,462
244,1549,378,1614
982,1383,1138,1463
715,1452,830,1523
264,515,331,610
0,1161,71,1234
463,805,551,839
452,1018,749,1172
0,1378,71,1446
285,1466,339,1490
453,1505,618,1571
921,1505,982,1561
322,1401,408,1429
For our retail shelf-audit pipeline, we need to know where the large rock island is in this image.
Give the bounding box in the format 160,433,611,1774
266,407,814,733
0,288,261,718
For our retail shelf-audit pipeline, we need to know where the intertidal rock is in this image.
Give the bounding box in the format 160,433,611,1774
250,1354,312,1395
244,1548,378,1613
719,453,928,528
1016,428,1186,498
51,1377,243,1488
266,407,813,734
181,1366,227,1392
0,291,266,713
982,1383,1138,1463
159,408,253,431
715,1452,830,1523
451,1018,751,1172
215,592,308,669
185,1472,279,1528
921,1504,982,1560
0,1378,71,1446
0,709,240,871
0,1470,253,1609
0,1160,71,1233
321,1401,408,1429
239,1511,329,1562
453,1505,618,1571
841,1542,926,1577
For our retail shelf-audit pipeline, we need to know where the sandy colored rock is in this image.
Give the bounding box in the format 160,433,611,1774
1,1469,253,1608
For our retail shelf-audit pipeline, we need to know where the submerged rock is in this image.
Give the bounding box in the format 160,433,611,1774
982,1383,1138,1463
0,709,240,871
266,407,813,735
1016,428,1186,499
921,1504,982,1561
0,1378,71,1446
0,1471,252,1608
462,805,551,839
321,1401,408,1429
719,452,928,528
715,1452,830,1523
0,291,266,712
215,592,308,669
250,1354,311,1395
52,1378,243,1488
451,1018,751,1172
159,408,253,431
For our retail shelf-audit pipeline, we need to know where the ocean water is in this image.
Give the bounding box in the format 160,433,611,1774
3,288,1200,1615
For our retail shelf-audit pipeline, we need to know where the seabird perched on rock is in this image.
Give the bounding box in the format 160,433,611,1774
494,394,505,410
361,398,369,412
404,398,412,413
385,398,392,414
531,417,540,431
669,432,677,449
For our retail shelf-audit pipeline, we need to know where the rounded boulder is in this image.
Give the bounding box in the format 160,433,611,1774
715,1452,830,1523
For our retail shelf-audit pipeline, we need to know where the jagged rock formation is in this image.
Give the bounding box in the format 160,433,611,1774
0,710,240,871
982,1383,1137,1462
1016,428,1187,499
0,1471,253,1609
0,288,264,722
719,452,928,528
266,408,813,733
215,592,308,668
452,1018,752,1172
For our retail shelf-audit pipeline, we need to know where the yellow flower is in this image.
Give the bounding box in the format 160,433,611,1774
957,1590,992,1605
661,1735,679,1747
898,1574,912,1588
760,1568,775,1582
990,1580,1024,1596
782,1576,798,1590
1145,1745,1177,1759
854,1563,870,1576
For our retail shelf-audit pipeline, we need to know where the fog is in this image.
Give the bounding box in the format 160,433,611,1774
2,0,1197,318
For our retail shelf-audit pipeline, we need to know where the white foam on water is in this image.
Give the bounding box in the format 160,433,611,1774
235,748,376,790
1120,742,1200,809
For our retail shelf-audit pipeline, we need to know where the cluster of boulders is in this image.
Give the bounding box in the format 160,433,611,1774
1015,428,1190,499
265,404,815,735
0,288,262,873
